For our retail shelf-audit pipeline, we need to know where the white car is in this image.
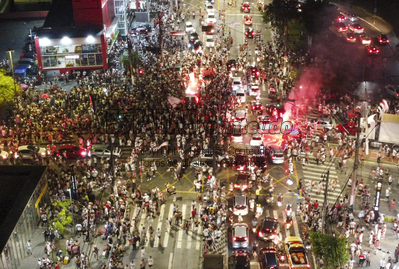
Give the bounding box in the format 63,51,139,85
310,118,333,130
231,125,243,143
206,12,217,24
17,145,47,160
0,150,8,160
205,4,214,14
359,35,372,45
250,133,263,146
233,195,249,216
190,159,211,172
231,77,242,88
349,23,364,34
249,84,260,96
90,146,122,158
233,110,247,126
341,12,357,21
205,35,215,47
185,22,194,33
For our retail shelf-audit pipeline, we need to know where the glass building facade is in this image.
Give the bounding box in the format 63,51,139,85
0,170,48,269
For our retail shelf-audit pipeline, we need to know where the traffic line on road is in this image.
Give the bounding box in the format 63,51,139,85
196,224,203,250
176,204,187,248
273,210,280,235
168,252,174,269
163,204,174,247
154,204,165,247
292,215,300,237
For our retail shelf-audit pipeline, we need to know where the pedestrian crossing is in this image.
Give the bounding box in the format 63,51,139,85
128,201,203,251
301,154,344,205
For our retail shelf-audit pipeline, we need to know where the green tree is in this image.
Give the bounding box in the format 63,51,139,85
310,231,349,269
300,0,337,34
262,0,300,34
121,51,142,70
0,69,21,103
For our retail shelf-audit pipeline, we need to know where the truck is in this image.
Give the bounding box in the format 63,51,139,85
284,236,310,269
203,254,224,269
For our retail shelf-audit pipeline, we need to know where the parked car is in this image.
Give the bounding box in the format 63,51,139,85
57,144,88,159
90,144,122,158
16,145,46,160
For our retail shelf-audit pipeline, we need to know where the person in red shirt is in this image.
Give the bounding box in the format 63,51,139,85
313,200,319,209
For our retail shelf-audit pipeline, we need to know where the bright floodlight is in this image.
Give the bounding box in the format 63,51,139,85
40,37,51,46
86,35,95,43
61,36,72,44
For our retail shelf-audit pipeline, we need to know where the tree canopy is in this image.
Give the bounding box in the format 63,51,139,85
310,231,349,269
0,69,21,103
262,0,337,34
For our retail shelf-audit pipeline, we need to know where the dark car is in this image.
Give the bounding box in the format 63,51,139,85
233,153,248,170
252,154,267,170
20,52,37,60
245,28,254,38
377,34,389,45
57,144,88,159
18,58,36,66
257,217,278,241
233,250,250,269
227,59,238,71
259,247,279,269
189,32,199,42
365,45,379,55
183,95,198,110
234,172,250,191
24,41,35,53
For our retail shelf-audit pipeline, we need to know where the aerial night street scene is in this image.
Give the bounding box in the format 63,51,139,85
3,0,399,268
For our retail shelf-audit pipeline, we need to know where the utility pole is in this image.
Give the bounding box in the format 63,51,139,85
321,170,330,233
350,113,362,207
127,40,135,85
158,12,164,62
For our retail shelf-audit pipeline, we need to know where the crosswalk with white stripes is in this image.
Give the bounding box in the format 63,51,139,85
299,110,344,206
128,201,203,250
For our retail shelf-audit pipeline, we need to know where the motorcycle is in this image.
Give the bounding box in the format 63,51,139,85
277,194,283,207
285,215,293,230
251,219,258,233
266,196,274,205
255,204,263,219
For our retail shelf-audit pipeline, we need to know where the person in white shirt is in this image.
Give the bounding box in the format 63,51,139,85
148,256,154,268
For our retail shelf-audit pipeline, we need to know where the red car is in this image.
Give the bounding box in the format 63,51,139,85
241,2,250,12
244,15,252,25
336,122,357,135
57,144,88,159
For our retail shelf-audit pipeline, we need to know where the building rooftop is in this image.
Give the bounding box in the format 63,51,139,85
0,166,47,253
43,0,74,28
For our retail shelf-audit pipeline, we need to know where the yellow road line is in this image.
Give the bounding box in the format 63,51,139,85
293,159,300,197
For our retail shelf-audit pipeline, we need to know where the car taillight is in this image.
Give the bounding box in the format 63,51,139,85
387,40,390,42
244,237,248,241
307,265,311,268
81,151,87,157
258,231,263,236
233,237,237,241
397,94,399,97
245,32,248,35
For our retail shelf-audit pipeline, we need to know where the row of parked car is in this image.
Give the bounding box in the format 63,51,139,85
1,144,121,161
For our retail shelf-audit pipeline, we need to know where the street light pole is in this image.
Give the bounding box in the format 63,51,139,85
6,49,17,93
321,170,330,233
350,113,362,207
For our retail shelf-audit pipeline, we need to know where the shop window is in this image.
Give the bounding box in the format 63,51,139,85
40,43,103,69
